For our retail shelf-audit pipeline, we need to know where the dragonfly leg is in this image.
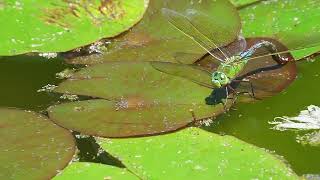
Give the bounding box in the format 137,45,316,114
248,80,255,98
231,80,261,100
222,84,239,111
223,86,229,111
240,40,289,65
227,84,237,93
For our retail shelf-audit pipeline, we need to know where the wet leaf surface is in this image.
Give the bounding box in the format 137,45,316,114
53,162,138,180
230,0,262,8
66,0,240,64
0,108,75,180
98,127,298,180
0,0,148,55
48,62,227,137
240,0,320,59
49,99,218,138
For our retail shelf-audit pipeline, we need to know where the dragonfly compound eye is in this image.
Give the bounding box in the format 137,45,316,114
212,72,229,87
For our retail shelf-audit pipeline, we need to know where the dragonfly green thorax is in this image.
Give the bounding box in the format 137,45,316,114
211,55,247,87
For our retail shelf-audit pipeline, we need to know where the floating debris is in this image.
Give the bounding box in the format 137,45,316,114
56,68,76,79
60,94,79,101
302,174,320,180
270,105,320,131
197,118,214,127
270,105,320,146
39,52,58,59
88,41,110,54
296,131,320,146
37,84,58,92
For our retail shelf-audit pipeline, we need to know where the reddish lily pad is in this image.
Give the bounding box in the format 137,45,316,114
48,62,229,137
0,108,75,180
197,37,297,101
48,99,221,137
66,0,241,64
236,38,297,99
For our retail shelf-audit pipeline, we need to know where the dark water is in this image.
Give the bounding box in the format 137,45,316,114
1,55,319,175
204,59,320,175
0,55,68,111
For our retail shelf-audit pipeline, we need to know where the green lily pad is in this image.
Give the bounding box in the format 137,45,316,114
48,62,227,137
98,127,298,180
53,162,138,180
66,0,240,64
231,0,262,7
0,0,148,56
240,0,320,59
0,108,75,180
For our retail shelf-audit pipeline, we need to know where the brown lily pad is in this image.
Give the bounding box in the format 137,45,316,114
197,37,297,101
0,108,75,180
48,62,229,137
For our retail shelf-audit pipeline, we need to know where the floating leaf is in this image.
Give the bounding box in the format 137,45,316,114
98,127,298,180
270,105,320,131
296,131,320,147
231,0,262,8
0,0,148,55
67,38,204,64
0,108,75,180
240,0,320,59
66,0,240,64
48,62,227,137
49,99,220,138
53,162,138,180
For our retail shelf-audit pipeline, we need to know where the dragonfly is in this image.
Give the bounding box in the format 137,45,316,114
151,8,298,106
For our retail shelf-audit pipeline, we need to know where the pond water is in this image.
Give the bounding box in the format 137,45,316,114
0,56,68,111
205,58,320,175
0,55,319,175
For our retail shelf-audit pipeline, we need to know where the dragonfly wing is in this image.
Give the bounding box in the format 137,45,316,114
173,52,204,64
208,35,247,62
162,8,229,62
173,36,247,64
150,61,214,89
220,35,247,57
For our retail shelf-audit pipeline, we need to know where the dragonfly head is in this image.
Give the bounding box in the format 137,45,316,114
211,71,229,88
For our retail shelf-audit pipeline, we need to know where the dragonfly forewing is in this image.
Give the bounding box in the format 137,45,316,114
162,8,231,62
150,61,214,89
